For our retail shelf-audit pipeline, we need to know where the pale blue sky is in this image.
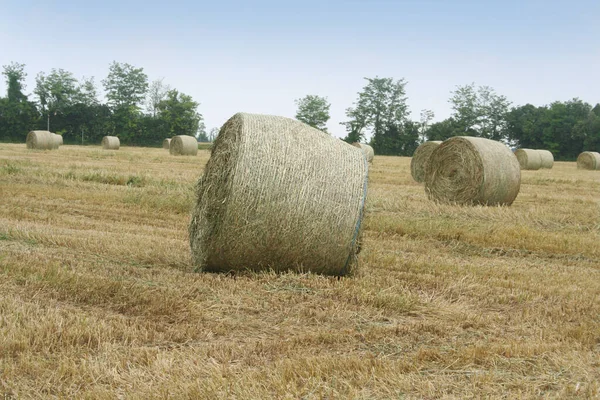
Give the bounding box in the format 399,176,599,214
1,0,599,137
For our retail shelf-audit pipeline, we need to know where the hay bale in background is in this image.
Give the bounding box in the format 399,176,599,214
352,142,374,163
410,141,442,183
577,151,600,170
163,138,171,149
101,136,120,150
189,113,369,276
52,134,63,149
536,150,554,169
26,131,55,150
169,135,198,156
515,149,542,170
425,136,521,206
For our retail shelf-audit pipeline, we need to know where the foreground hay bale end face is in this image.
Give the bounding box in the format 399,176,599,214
577,151,600,170
101,136,120,150
515,148,542,170
351,142,374,163
169,135,198,156
536,149,554,169
425,136,521,206
411,141,442,183
26,130,55,150
163,138,171,149
189,113,369,276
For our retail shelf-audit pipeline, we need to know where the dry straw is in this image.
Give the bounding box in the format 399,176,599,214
425,136,521,206
515,148,542,170
163,138,171,149
52,134,63,149
352,142,374,163
577,151,600,170
26,131,55,150
101,136,120,150
411,141,442,183
189,113,369,276
537,150,554,169
169,135,198,156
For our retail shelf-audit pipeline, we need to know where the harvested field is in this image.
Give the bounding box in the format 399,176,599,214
0,143,599,399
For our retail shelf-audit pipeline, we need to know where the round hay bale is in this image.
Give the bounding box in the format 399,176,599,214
101,136,120,150
410,141,442,183
163,138,171,149
52,134,63,149
189,113,369,276
514,149,542,170
26,130,54,150
351,142,374,163
169,135,198,156
577,151,600,170
425,136,521,206
536,150,554,169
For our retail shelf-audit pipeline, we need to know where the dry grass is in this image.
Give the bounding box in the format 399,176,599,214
0,143,599,399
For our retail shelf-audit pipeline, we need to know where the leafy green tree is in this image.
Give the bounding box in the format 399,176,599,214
342,77,409,154
425,118,456,141
294,95,331,132
35,68,80,130
0,62,38,141
146,78,170,117
156,89,202,137
419,109,435,142
102,62,148,111
449,84,511,139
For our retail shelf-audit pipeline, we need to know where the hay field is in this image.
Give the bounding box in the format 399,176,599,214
0,143,599,399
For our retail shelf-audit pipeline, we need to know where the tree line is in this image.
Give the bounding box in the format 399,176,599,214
1,61,598,159
0,62,204,146
296,81,600,160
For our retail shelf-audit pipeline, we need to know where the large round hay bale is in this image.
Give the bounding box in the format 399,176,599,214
101,136,120,150
515,148,542,170
26,130,54,150
51,134,63,149
163,138,171,149
410,141,442,183
577,151,600,170
536,150,554,169
189,113,369,276
425,136,521,206
352,142,374,163
169,135,198,156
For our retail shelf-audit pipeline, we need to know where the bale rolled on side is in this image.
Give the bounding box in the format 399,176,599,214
577,151,600,170
52,134,63,149
515,149,542,170
425,136,521,206
411,141,442,183
26,130,55,150
189,113,369,276
101,136,120,150
169,135,198,156
536,150,554,169
352,142,374,163
163,138,171,149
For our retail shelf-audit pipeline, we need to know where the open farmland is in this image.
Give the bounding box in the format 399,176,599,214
0,143,599,399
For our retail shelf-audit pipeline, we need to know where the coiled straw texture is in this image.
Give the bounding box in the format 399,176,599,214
515,149,542,170
189,113,369,276
26,131,55,150
101,136,120,150
169,135,198,156
411,141,442,182
425,136,521,206
577,151,600,170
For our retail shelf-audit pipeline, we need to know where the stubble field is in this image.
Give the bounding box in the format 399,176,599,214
0,143,599,399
